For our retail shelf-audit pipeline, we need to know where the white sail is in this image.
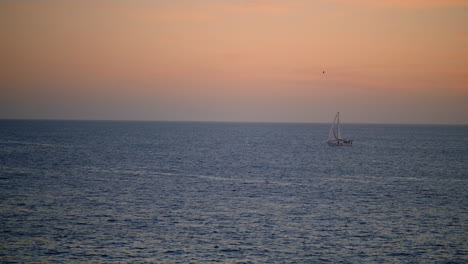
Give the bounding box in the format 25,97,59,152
328,122,336,141
327,112,337,141
337,112,343,140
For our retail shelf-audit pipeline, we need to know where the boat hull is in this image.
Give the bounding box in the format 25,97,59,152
327,140,353,146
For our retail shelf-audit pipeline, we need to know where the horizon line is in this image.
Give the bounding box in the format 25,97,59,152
1,118,467,126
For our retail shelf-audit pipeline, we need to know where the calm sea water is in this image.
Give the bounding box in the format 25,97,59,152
1,120,467,263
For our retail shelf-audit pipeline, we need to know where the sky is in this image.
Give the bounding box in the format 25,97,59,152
1,0,467,124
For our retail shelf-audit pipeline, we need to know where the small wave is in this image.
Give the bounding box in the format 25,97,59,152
0,140,56,147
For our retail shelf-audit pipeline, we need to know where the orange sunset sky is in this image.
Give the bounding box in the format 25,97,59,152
1,0,467,124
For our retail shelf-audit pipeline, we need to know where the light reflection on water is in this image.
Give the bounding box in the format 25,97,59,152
0,120,467,263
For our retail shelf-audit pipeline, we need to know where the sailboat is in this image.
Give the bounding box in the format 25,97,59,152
327,112,353,146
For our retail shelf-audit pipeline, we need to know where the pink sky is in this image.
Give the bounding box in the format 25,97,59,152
1,0,467,124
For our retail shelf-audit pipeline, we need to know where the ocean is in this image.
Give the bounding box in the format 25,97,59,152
1,120,467,263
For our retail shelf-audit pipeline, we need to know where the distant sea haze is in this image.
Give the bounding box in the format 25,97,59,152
1,120,467,263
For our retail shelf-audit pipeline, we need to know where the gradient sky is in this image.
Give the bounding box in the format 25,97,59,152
1,0,467,124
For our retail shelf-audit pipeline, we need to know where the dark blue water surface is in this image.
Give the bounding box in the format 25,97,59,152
1,120,467,263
